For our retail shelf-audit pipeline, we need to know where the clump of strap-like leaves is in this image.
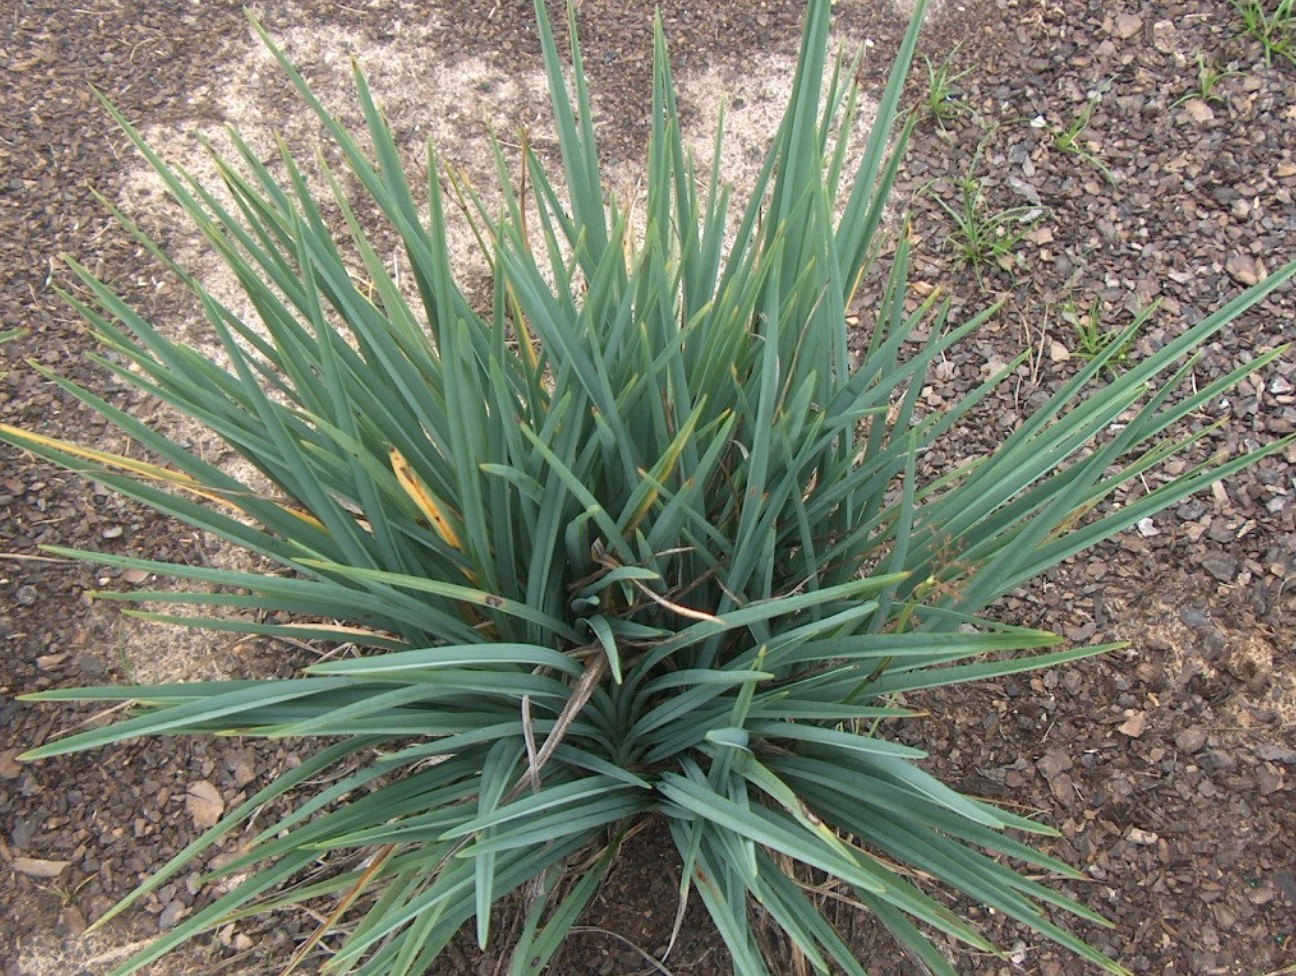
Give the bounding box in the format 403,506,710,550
6,0,1292,974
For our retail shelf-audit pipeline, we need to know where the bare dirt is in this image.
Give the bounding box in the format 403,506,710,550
1,0,1293,974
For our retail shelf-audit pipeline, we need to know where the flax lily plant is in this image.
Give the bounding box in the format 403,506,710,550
4,0,1293,973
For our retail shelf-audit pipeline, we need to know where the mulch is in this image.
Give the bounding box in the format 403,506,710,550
1,0,1292,974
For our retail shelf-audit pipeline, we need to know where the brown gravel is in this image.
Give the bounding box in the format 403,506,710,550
1,0,1293,974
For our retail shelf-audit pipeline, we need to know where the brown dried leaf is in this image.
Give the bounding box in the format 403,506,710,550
185,780,225,829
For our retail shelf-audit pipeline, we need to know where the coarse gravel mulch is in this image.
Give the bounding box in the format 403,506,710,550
1,0,1293,974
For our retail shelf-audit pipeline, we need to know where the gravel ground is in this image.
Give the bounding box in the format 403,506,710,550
1,0,1293,974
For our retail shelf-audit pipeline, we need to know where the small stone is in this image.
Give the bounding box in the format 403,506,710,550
1048,340,1071,362
1127,827,1159,846
1136,517,1160,537
0,750,22,779
1175,728,1208,753
12,856,71,878
1225,253,1263,287
1113,12,1143,38
1151,20,1179,54
158,900,188,931
62,904,87,936
73,653,106,677
35,653,67,670
1036,749,1074,781
227,754,256,788
1247,881,1276,906
1008,941,1028,967
1200,550,1238,582
1201,750,1237,772
121,568,150,584
14,585,37,606
10,818,32,849
1276,162,1296,178
1048,771,1074,803
185,780,225,829
1270,375,1293,395
1118,710,1147,738
1253,743,1296,763
1257,764,1284,795
101,525,124,540
1274,871,1296,903
1181,98,1215,124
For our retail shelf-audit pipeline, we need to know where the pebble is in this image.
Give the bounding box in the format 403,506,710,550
1048,771,1074,803
1225,252,1263,287
62,905,86,936
1126,827,1159,846
1150,20,1179,54
1174,728,1208,753
1118,710,1147,738
185,779,225,829
12,856,71,878
1253,743,1296,763
1275,872,1296,903
1180,98,1215,124
158,899,187,931
1113,13,1142,39
1200,750,1237,773
1036,748,1074,781
0,751,22,779
1247,881,1276,906
73,652,106,676
1256,764,1284,795
14,584,37,606
1198,550,1238,583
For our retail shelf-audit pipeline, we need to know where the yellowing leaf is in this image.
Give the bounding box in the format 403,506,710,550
388,447,462,551
1,424,325,530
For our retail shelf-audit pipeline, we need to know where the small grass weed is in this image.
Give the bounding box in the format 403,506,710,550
930,148,1046,280
1232,0,1296,66
921,43,971,127
1049,92,1116,184
1172,53,1239,105
1062,298,1137,373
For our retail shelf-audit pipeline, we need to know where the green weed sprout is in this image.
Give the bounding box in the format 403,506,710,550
1233,0,1296,66
1050,93,1116,184
921,43,971,127
1063,299,1137,373
1172,53,1239,106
